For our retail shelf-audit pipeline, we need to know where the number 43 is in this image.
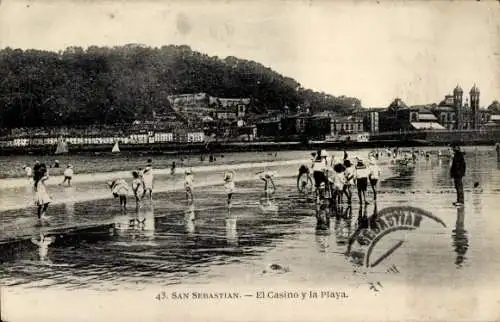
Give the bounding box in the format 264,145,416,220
155,291,167,300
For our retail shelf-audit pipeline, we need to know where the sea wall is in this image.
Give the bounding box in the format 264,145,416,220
1,130,499,155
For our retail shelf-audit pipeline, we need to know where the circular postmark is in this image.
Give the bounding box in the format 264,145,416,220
346,206,447,268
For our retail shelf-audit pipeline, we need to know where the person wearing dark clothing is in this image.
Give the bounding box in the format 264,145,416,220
33,161,41,180
450,146,466,206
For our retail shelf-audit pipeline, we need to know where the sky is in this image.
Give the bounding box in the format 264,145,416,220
1,0,499,108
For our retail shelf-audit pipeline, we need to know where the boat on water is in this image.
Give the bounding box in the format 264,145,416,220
111,141,120,153
54,138,68,155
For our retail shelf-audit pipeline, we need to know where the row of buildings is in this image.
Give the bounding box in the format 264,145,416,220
364,84,500,134
1,85,500,147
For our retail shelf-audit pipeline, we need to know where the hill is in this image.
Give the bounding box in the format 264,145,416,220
0,44,362,128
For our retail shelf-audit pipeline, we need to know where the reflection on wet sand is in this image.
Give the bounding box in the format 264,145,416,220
184,203,195,235
334,206,353,246
134,204,155,240
452,206,468,268
315,229,330,253
112,204,156,241
30,233,54,263
356,204,369,230
315,199,331,231
225,215,238,247
259,195,279,213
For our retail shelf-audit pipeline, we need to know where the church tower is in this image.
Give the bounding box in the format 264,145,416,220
453,85,463,130
470,84,480,130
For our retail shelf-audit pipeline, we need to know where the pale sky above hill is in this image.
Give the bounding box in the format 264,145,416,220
1,0,499,108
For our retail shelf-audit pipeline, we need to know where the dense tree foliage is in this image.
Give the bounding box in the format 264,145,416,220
0,45,362,128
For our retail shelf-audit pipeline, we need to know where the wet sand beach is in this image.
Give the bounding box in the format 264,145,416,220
1,147,500,322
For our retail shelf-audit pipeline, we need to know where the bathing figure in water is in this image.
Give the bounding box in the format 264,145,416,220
108,178,130,210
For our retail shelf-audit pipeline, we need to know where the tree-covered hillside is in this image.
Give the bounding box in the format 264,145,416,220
0,45,362,128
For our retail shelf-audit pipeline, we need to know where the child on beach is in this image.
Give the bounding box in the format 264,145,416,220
108,178,130,210
171,161,176,175
131,171,145,204
368,157,381,202
331,163,346,207
23,165,32,184
258,171,276,196
142,160,154,201
33,167,52,221
355,157,370,205
184,169,194,203
343,159,355,204
61,164,74,187
223,170,236,207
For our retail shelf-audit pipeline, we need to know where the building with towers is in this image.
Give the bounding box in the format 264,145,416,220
432,84,488,130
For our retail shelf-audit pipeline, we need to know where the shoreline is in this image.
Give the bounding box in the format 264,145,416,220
0,158,308,191
0,138,496,156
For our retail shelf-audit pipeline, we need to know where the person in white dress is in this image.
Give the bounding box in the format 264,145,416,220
142,160,154,201
33,168,52,220
108,178,130,210
131,171,145,205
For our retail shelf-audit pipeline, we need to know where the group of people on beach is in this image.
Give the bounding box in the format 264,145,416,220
108,159,154,210
307,149,380,206
107,159,243,211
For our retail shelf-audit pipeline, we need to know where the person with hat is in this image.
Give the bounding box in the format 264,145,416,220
108,178,130,210
184,168,194,203
311,149,330,199
450,145,466,207
355,156,370,205
223,170,236,207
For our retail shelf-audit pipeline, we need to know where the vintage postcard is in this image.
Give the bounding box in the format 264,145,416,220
0,0,499,321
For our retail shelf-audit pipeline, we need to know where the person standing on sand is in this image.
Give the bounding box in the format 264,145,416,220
142,159,154,201
450,145,466,207
132,171,145,205
61,164,74,187
343,159,355,204
223,170,236,208
184,169,194,203
33,161,41,180
355,157,370,205
368,157,380,202
23,165,32,184
33,167,52,221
